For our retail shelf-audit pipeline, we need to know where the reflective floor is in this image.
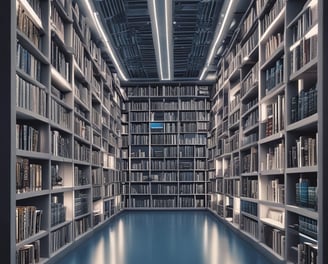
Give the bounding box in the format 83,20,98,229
55,211,276,264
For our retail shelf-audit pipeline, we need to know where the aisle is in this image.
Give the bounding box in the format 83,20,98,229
54,211,275,264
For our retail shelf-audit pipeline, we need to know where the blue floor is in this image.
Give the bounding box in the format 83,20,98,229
55,211,275,264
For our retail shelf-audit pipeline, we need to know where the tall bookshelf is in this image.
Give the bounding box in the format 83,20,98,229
14,0,125,263
208,0,319,263
123,84,210,209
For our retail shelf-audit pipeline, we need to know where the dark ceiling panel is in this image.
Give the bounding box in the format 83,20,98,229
91,0,247,82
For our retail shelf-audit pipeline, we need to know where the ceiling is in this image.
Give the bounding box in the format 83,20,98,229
89,0,250,83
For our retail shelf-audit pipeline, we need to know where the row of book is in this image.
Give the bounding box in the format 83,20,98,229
260,0,285,35
16,206,43,243
74,215,90,237
263,32,284,61
288,134,317,168
241,177,258,199
266,178,285,204
50,1,65,41
151,101,179,110
51,196,66,227
74,116,91,141
74,81,90,108
242,97,258,115
51,40,70,81
17,42,42,82
50,98,72,130
91,168,102,185
16,75,47,118
74,140,90,162
241,200,258,216
240,27,258,61
264,58,284,94
242,132,258,146
92,186,101,200
241,5,257,37
264,93,285,137
74,190,89,217
240,215,258,238
229,92,240,112
129,171,205,182
16,124,40,152
17,2,42,49
298,215,317,238
73,165,89,186
241,147,258,173
126,85,209,97
229,109,240,126
296,177,317,209
50,224,71,254
261,141,285,171
103,169,121,184
290,2,318,43
16,240,40,264
290,84,317,123
16,157,42,194
263,225,285,257
52,130,72,158
241,63,258,98
225,179,240,197
103,183,120,198
130,101,149,111
297,242,318,264
290,34,318,74
242,108,259,131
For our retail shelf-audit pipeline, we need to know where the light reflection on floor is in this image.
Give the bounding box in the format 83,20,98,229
54,211,275,264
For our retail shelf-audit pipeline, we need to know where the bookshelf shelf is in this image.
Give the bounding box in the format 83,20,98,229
260,6,286,42
259,132,284,144
260,44,284,70
19,0,44,30
289,58,318,82
16,230,48,250
260,83,285,102
50,220,72,232
286,205,318,219
286,113,318,131
286,166,318,174
261,217,285,230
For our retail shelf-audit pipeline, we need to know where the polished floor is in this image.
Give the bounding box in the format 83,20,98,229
55,211,275,264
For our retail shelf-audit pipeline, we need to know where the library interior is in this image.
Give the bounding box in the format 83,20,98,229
1,0,328,263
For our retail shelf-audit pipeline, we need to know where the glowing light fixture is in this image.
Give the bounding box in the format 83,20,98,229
199,0,239,80
85,0,128,81
149,0,173,80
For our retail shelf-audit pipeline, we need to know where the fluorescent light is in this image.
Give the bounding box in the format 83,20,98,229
199,0,236,80
85,0,128,81
165,0,171,80
150,0,172,81
152,0,164,80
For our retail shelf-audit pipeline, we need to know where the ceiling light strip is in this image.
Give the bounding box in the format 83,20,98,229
85,0,128,81
199,0,236,80
152,0,164,80
165,0,171,80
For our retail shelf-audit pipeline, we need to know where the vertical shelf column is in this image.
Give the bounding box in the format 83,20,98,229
318,0,327,263
1,0,15,263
